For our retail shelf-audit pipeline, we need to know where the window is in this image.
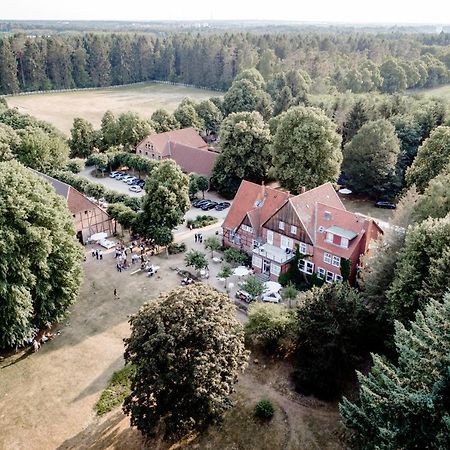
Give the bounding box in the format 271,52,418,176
299,259,314,275
332,255,341,267
291,225,297,234
145,151,148,155
335,274,343,283
340,237,349,248
241,224,253,233
317,267,326,279
323,252,332,264
270,263,281,276
299,242,307,254
279,221,285,230
281,235,293,250
326,271,334,283
325,232,333,243
267,230,273,245
324,211,332,221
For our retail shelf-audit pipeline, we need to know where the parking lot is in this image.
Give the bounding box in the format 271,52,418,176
80,168,232,223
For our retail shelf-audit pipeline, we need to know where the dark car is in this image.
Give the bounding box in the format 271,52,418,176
192,199,205,207
215,201,231,211
201,201,218,211
195,200,212,208
375,201,396,209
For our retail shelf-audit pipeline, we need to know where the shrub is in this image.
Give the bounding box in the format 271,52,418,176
186,215,218,229
66,158,85,173
223,247,249,266
168,242,186,254
95,365,135,416
254,399,274,420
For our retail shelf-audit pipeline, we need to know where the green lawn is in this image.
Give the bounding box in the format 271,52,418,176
408,83,450,100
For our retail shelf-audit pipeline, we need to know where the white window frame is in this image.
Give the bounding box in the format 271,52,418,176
317,267,325,279
299,242,307,254
332,255,341,267
290,225,297,235
325,232,333,243
241,224,253,233
270,263,281,276
279,221,285,230
266,230,273,245
323,252,332,264
299,259,314,275
334,274,343,283
340,237,349,248
326,271,334,283
280,235,293,250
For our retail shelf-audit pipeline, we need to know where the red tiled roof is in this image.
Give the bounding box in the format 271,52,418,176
314,203,381,258
169,142,218,177
67,187,102,215
223,180,291,231
287,182,345,241
137,127,207,156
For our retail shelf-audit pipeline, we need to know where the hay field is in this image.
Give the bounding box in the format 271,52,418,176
7,83,220,135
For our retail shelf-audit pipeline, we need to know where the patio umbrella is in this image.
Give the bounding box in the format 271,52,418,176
90,232,107,241
264,281,282,293
233,266,251,277
338,188,352,195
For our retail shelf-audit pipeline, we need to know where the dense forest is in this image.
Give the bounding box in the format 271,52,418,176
1,30,450,94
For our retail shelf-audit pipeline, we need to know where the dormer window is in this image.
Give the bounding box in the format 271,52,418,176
341,237,349,248
324,211,332,220
279,221,285,230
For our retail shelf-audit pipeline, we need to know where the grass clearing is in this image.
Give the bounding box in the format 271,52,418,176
95,364,135,416
6,82,221,135
408,83,450,100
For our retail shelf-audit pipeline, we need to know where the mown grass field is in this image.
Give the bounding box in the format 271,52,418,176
408,83,450,100
6,83,221,135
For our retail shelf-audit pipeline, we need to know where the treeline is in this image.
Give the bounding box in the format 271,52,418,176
1,31,450,95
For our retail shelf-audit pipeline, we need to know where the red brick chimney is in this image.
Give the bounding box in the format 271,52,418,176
300,186,306,194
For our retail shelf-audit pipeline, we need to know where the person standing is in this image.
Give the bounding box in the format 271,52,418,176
99,250,103,260
194,233,198,243
114,288,118,299
95,249,99,260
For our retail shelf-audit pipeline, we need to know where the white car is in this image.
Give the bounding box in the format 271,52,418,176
129,185,142,193
127,177,138,185
121,175,134,183
109,171,119,178
262,292,282,303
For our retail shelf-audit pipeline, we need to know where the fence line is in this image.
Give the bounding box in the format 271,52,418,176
1,79,224,98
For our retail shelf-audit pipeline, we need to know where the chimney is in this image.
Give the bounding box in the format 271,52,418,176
300,186,306,194
261,181,266,198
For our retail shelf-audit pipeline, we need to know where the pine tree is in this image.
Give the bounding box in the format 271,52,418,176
340,294,450,450
0,38,19,94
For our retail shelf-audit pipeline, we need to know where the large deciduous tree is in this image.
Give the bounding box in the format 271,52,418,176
123,284,248,440
212,111,271,198
386,214,450,325
272,106,342,193
0,161,83,349
340,294,450,450
406,126,450,192
173,98,204,131
293,283,367,399
380,59,407,93
140,160,190,236
195,99,223,135
343,119,401,196
151,109,180,133
69,117,97,158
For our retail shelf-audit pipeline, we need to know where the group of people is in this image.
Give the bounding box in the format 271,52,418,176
91,249,103,260
194,233,204,243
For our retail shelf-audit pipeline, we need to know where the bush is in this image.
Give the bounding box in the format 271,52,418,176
223,247,249,266
95,365,135,416
186,214,218,229
254,399,274,420
66,158,85,173
168,242,186,254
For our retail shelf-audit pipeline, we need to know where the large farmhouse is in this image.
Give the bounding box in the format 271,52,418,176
135,127,218,178
36,172,115,244
222,181,382,284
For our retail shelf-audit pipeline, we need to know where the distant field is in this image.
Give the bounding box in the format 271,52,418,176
6,83,221,135
408,83,450,100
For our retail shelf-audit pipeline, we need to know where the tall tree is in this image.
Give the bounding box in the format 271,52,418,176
69,118,96,158
21,39,49,91
212,111,271,198
116,112,153,150
406,126,450,192
123,284,248,440
174,98,204,131
340,294,450,450
0,38,19,94
0,161,83,349
380,59,407,93
196,99,223,135
343,119,401,197
272,106,342,193
86,34,111,87
151,109,180,133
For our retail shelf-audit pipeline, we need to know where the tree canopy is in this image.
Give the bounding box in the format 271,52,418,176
123,284,248,440
272,106,342,193
340,293,450,450
0,161,83,349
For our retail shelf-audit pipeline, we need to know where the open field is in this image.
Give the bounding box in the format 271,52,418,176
0,228,343,450
6,83,221,135
408,83,450,100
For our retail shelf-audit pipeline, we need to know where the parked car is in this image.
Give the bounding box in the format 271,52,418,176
201,201,218,211
122,175,134,183
192,199,204,207
115,173,127,180
235,290,255,303
129,185,142,193
215,201,231,211
262,292,282,303
109,171,119,178
194,199,211,208
126,177,138,185
375,201,396,209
